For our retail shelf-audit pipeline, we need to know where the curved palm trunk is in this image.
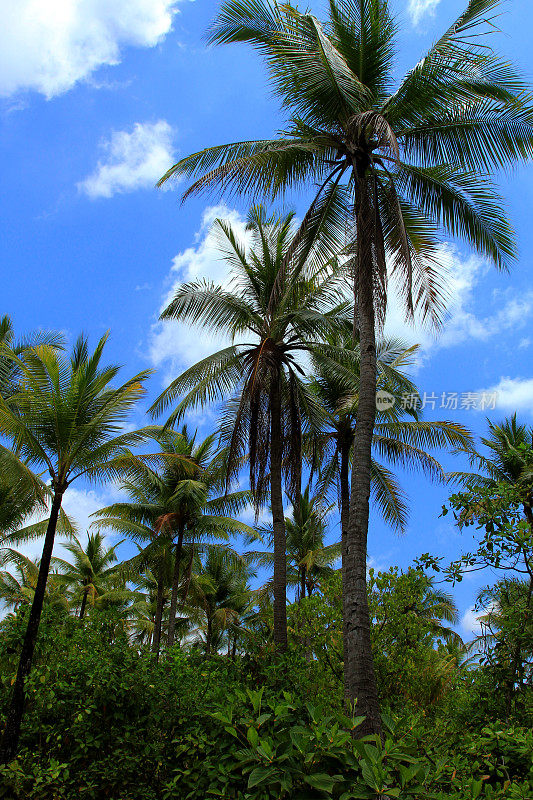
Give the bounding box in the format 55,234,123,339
79,586,89,620
0,490,64,764
167,523,185,647
270,376,288,650
151,559,165,663
343,175,382,737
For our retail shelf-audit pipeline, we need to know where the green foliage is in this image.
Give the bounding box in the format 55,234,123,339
0,586,531,799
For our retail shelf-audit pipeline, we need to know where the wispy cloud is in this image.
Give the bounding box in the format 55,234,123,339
477,376,533,415
385,246,533,356
408,0,441,26
78,120,176,199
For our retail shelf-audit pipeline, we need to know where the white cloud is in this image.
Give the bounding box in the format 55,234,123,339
79,120,176,198
477,376,533,415
519,338,531,350
461,606,483,637
408,0,441,25
0,1,180,99
149,204,252,384
385,246,533,356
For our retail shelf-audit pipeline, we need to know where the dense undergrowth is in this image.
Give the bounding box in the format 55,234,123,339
0,608,531,800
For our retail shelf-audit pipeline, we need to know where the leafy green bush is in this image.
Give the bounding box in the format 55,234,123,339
1,608,531,799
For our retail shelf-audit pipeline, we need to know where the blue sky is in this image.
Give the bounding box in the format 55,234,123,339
1,0,532,634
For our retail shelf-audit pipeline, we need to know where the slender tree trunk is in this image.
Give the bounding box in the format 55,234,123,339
206,615,212,655
505,503,533,716
0,490,64,764
270,376,288,650
299,567,306,603
340,437,351,591
167,523,185,647
180,546,194,610
343,172,382,737
79,587,89,620
151,559,165,663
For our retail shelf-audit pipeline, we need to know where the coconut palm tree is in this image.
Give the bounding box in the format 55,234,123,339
0,448,75,570
0,333,151,763
310,332,472,539
0,314,62,401
93,428,255,657
450,415,533,712
187,549,254,655
160,0,533,732
453,415,533,494
52,531,123,619
247,487,341,600
150,206,349,649
0,554,68,614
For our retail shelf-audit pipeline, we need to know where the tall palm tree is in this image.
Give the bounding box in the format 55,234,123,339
0,333,151,763
160,0,533,732
53,531,123,619
93,428,255,657
150,206,348,649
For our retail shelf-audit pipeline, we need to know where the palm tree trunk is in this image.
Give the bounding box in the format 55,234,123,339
79,587,89,620
299,568,306,603
0,490,64,764
343,175,382,737
340,437,351,589
180,546,194,610
206,615,213,655
270,376,288,650
167,523,185,647
151,559,165,662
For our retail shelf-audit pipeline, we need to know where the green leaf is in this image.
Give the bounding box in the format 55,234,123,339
304,773,337,793
247,727,259,747
248,766,277,788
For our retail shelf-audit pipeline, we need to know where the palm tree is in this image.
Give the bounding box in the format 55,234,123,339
0,554,68,614
93,428,255,657
160,0,533,732
0,333,151,763
53,531,123,619
150,206,348,649
310,332,472,538
0,448,75,570
0,314,62,401
187,549,254,655
247,488,341,600
407,578,462,646
451,415,533,713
